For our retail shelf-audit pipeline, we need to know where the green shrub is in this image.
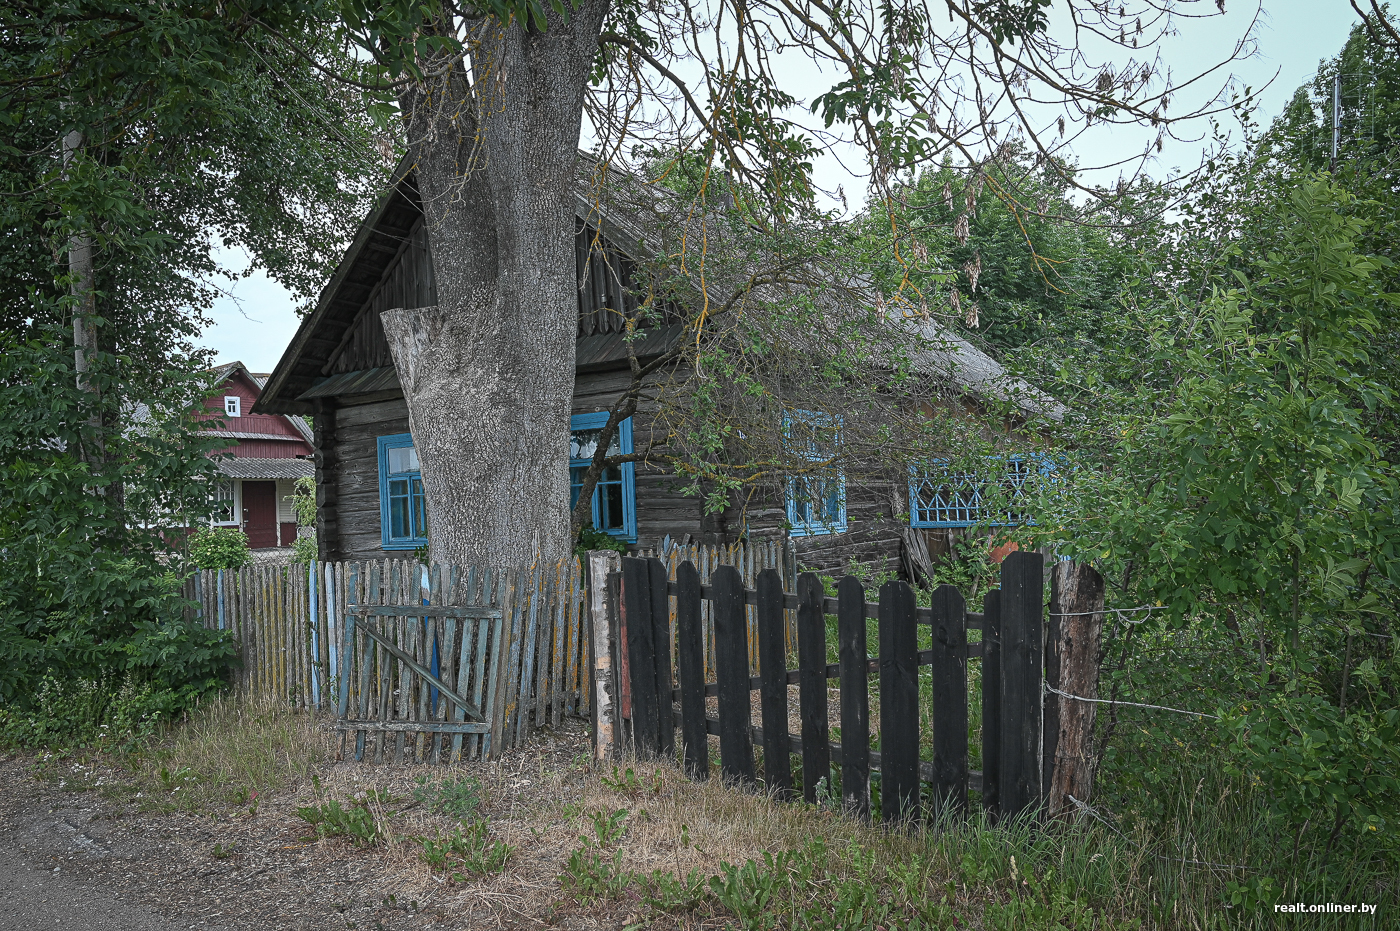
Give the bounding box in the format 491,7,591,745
189,527,252,570
290,535,318,564
575,524,628,559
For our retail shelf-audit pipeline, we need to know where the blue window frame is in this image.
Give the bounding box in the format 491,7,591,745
908,455,1051,528
378,433,428,549
784,410,846,537
570,413,637,542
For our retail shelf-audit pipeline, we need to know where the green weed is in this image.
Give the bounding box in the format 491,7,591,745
412,774,483,819
295,797,381,845
418,818,512,878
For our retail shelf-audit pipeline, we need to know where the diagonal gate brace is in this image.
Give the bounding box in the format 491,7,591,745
358,620,486,723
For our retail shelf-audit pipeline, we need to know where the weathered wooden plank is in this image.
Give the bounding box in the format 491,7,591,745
713,565,756,787
648,557,674,759
878,580,920,825
838,576,870,820
333,721,492,734
621,557,660,758
347,605,503,619
796,572,830,804
756,568,791,800
999,550,1044,818
675,560,708,781
930,584,968,817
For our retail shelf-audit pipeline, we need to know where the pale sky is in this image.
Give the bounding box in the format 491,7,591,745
199,1,1360,373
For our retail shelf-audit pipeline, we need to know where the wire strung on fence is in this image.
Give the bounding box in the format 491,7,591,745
1043,682,1220,720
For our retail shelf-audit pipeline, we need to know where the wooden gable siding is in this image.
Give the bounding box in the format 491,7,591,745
327,219,436,375
322,220,644,378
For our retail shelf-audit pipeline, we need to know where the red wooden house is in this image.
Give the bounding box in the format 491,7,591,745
199,361,315,549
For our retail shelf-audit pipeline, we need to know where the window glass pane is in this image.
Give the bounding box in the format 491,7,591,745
389,492,410,540
570,428,620,462
411,477,428,538
212,481,235,522
569,466,584,509
600,481,625,531
388,443,419,474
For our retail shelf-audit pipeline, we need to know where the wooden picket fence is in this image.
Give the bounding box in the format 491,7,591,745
181,539,785,761
612,550,1047,822
184,558,587,759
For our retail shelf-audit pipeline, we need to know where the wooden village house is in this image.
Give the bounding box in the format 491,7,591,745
254,166,1061,575
198,361,315,549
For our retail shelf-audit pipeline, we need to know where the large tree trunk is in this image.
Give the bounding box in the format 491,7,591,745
62,127,102,459
1044,560,1106,818
382,5,610,567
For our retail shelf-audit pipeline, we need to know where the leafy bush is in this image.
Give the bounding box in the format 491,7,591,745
189,527,252,570
575,524,628,559
291,535,318,565
290,475,317,525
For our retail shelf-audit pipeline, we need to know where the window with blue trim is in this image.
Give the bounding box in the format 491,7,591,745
909,455,1050,528
378,434,428,549
784,410,846,537
570,413,637,541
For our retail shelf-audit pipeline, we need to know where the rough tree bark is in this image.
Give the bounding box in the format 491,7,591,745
380,4,611,567
1044,559,1106,818
62,127,101,456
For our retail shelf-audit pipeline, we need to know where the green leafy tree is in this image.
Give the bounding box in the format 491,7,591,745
0,2,386,727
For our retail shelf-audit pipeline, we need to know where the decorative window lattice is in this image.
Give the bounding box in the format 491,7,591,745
784,410,846,537
908,456,1047,528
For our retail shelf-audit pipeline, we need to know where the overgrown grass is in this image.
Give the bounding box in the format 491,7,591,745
555,749,1396,930
116,694,335,811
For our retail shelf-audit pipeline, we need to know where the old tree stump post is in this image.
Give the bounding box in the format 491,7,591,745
1044,560,1106,818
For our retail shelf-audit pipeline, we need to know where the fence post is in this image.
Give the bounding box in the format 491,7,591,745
587,550,623,762
712,564,756,786
796,573,830,804
999,550,1045,819
879,579,920,824
1045,560,1105,818
756,568,792,800
675,560,708,780
980,588,1001,818
838,576,870,820
930,583,968,816
648,557,674,759
621,557,660,757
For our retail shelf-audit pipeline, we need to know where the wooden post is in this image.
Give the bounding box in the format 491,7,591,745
587,550,623,762
648,557,674,759
712,565,756,786
878,579,919,824
756,568,792,800
1045,560,1106,818
675,560,708,780
796,573,830,804
980,588,1002,818
930,583,968,816
621,557,660,757
838,576,870,820
999,550,1045,819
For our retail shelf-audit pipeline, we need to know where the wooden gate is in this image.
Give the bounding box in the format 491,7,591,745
336,601,506,763
614,550,1046,822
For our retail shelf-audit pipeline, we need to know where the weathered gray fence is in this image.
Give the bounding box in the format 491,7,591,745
183,558,585,759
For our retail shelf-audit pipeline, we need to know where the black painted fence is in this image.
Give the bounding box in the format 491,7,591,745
616,550,1046,824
